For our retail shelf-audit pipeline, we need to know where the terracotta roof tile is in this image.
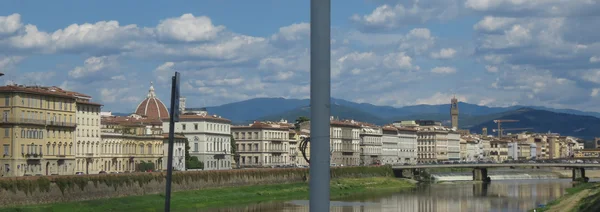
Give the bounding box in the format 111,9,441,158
0,85,89,99
232,121,288,130
161,113,231,123
135,97,169,119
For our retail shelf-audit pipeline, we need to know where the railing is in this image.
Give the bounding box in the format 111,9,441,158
0,117,76,127
341,146,355,152
24,153,43,159
268,148,287,153
47,121,77,127
341,135,354,140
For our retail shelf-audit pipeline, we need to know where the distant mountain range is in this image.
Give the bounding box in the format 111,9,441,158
112,97,600,142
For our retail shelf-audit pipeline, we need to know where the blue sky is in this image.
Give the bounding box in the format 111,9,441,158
1,0,600,113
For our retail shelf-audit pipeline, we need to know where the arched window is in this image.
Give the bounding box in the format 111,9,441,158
21,129,25,138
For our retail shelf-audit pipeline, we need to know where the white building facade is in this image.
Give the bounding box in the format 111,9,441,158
74,97,102,174
162,110,232,171
232,121,290,167
398,128,417,164
359,126,382,166
162,134,187,171
381,126,400,165
447,131,461,161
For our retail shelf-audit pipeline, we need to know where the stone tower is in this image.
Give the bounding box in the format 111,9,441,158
179,97,186,114
451,95,459,129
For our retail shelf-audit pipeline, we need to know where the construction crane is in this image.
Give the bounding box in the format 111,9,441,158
492,128,533,135
493,119,519,137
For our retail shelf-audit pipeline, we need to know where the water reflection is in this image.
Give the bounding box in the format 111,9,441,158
202,179,574,212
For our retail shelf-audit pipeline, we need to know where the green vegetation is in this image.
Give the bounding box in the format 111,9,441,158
184,138,204,170
136,161,155,172
294,116,310,129
426,167,474,173
0,177,413,212
531,183,598,212
0,165,393,197
574,183,600,212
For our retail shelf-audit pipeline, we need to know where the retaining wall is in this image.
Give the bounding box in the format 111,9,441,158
0,166,393,207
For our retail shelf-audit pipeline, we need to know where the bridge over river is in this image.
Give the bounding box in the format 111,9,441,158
391,163,600,182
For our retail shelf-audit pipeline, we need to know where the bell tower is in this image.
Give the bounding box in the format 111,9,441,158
451,95,459,129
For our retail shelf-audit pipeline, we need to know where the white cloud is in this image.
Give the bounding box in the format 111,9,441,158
430,48,457,59
155,13,224,42
351,1,461,31
0,13,22,35
68,56,119,79
415,92,468,105
591,88,600,97
270,22,310,43
485,65,499,73
474,16,516,32
3,4,600,113
0,56,23,69
431,66,457,74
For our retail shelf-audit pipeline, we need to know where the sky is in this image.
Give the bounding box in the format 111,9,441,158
2,0,600,113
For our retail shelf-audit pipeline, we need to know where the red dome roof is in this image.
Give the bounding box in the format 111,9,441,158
135,82,169,119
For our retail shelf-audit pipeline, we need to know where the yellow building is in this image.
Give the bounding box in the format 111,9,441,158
100,116,164,173
574,149,600,158
490,139,509,162
0,85,80,177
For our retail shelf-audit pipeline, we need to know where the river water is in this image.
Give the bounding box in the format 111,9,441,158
202,179,579,212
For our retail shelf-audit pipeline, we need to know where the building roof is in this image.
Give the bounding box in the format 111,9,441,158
102,116,163,126
330,119,361,128
76,99,103,106
382,125,398,133
396,126,418,132
134,82,169,120
0,84,91,99
162,133,187,139
232,121,289,130
162,113,231,123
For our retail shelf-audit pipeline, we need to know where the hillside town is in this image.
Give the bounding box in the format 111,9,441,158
1,83,599,177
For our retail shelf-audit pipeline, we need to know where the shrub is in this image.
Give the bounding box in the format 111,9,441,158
0,166,394,195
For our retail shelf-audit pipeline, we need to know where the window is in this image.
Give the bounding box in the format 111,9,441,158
194,143,198,152
182,124,186,131
21,144,24,155
3,144,8,155
194,124,198,130
4,95,9,106
4,128,8,137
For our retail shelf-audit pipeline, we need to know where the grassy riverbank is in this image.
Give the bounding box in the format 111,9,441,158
531,183,600,212
0,177,414,212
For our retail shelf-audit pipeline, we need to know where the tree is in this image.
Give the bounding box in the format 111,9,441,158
231,134,240,169
295,116,310,130
184,136,204,170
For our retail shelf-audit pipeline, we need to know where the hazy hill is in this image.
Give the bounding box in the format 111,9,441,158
259,104,384,125
469,108,600,140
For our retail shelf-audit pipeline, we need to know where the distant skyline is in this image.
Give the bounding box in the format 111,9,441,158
1,1,600,112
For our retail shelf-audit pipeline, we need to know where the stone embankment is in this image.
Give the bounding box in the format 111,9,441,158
0,166,393,207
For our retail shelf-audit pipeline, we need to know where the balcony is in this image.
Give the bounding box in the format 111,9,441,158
268,148,287,153
0,117,76,128
24,153,43,159
341,146,355,153
341,135,353,140
47,121,77,128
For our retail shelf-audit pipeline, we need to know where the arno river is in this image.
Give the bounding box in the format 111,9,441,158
203,179,578,212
